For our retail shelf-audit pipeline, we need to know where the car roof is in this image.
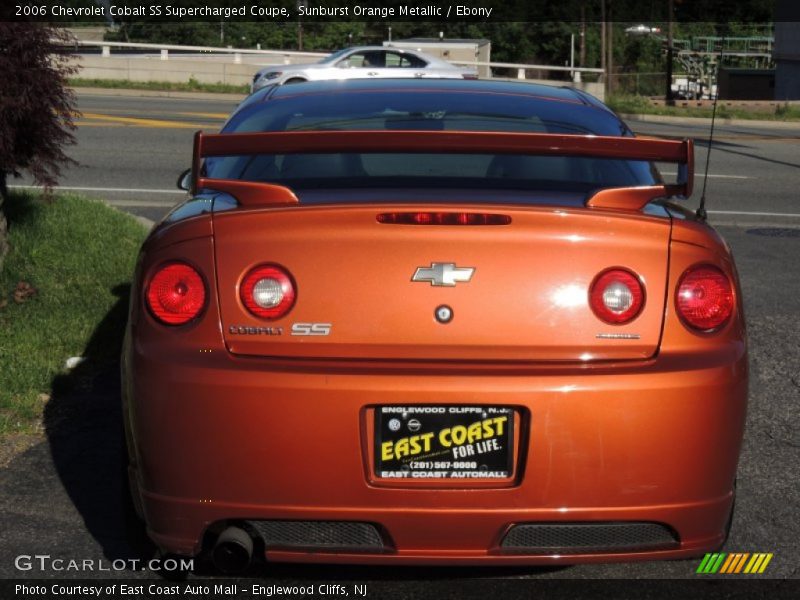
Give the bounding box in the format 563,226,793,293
238,78,619,125
331,46,455,67
343,45,419,52
338,45,440,55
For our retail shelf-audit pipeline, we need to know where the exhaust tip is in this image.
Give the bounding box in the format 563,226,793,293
212,526,254,574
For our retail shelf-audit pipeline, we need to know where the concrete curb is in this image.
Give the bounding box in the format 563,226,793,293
98,199,156,230
72,86,246,102
133,215,156,230
620,112,800,130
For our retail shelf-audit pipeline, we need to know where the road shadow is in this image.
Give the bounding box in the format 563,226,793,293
43,283,156,566
40,285,565,580
211,561,568,581
692,138,800,170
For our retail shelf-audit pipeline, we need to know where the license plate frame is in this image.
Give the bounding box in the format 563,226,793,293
374,405,514,480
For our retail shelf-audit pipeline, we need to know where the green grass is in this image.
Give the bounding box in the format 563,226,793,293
0,193,148,436
774,104,800,120
69,77,250,95
608,94,800,122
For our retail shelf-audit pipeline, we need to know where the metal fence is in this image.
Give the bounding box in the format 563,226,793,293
613,72,668,97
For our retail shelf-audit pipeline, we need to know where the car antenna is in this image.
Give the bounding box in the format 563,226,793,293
696,35,725,222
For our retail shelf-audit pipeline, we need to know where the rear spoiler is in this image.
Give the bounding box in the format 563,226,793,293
192,130,694,211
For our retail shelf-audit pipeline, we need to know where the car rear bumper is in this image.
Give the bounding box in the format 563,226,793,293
123,343,747,564
141,491,729,564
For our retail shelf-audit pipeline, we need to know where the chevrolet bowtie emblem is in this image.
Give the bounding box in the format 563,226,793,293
412,263,475,287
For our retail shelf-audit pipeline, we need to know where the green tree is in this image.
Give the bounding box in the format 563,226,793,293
0,24,79,272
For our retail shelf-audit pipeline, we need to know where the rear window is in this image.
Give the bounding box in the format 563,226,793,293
207,90,659,193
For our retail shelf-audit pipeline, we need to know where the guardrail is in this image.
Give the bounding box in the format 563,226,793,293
450,59,603,82
68,40,607,98
72,40,605,76
73,40,328,64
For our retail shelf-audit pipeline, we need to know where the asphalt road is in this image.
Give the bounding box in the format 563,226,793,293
9,90,800,227
1,90,799,589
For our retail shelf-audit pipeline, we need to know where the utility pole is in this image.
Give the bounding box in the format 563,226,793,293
580,3,586,67
607,7,613,95
600,0,606,94
570,33,575,81
666,0,674,105
297,0,307,51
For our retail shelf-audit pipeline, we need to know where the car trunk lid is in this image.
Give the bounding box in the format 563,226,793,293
213,203,670,362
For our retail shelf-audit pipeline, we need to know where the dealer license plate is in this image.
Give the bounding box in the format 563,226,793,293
375,405,514,480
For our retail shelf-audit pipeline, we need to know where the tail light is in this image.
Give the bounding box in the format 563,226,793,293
146,262,207,325
240,264,296,319
676,265,734,332
589,268,645,324
377,212,511,225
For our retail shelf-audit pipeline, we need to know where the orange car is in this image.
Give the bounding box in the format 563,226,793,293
122,80,747,573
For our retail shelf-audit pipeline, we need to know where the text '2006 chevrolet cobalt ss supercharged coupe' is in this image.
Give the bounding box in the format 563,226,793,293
122,79,747,573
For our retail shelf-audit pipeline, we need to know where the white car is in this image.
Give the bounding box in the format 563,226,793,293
251,46,477,92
